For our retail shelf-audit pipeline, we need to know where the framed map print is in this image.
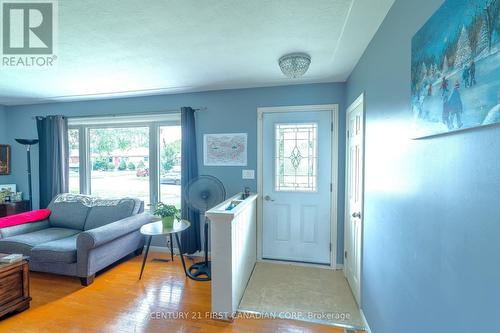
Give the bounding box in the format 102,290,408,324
203,133,247,166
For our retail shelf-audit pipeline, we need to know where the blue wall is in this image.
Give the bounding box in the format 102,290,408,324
0,106,5,141
0,105,13,184
2,82,347,263
346,0,500,332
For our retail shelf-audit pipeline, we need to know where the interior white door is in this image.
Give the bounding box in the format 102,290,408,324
262,110,332,265
344,97,364,305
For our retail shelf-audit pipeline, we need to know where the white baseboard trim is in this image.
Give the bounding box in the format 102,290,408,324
360,309,372,333
257,258,335,270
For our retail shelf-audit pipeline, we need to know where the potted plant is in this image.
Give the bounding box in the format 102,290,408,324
153,202,178,229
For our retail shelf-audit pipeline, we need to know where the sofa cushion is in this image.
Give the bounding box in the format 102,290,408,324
48,201,90,230
31,234,79,263
83,199,138,230
0,227,81,256
0,220,50,239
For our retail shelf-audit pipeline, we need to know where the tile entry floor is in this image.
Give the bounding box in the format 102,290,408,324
239,262,365,330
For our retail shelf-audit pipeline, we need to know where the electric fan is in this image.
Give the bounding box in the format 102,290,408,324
184,175,226,281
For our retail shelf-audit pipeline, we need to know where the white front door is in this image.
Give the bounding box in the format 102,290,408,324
262,110,332,265
344,95,364,305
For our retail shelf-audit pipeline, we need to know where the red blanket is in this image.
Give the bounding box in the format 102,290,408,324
0,209,51,229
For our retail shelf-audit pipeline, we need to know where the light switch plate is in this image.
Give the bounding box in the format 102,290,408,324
242,169,255,180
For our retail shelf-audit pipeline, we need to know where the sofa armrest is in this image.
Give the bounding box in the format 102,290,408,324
77,213,153,249
0,219,50,239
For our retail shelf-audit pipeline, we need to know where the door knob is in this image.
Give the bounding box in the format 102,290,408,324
352,212,361,219
264,195,274,202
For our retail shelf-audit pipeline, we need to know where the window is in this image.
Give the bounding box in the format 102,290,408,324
159,125,181,209
89,127,150,206
275,123,318,192
68,113,181,210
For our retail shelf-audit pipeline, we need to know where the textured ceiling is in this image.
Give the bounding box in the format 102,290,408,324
0,0,395,105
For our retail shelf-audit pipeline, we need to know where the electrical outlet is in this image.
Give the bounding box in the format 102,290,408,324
242,169,255,180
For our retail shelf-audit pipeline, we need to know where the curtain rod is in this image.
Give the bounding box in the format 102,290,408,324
31,107,207,120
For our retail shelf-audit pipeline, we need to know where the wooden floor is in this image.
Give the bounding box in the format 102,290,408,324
0,252,351,333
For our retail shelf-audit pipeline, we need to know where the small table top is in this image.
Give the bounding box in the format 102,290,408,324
140,219,191,236
0,200,29,205
0,254,28,272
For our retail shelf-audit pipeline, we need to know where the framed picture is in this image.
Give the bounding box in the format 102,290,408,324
0,145,10,175
204,133,247,166
411,0,500,138
0,184,16,193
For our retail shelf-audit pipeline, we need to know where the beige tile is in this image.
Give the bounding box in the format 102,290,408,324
239,262,365,329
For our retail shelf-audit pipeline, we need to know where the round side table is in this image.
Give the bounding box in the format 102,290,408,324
139,219,190,280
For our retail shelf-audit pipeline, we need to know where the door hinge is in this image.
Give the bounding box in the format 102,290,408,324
331,122,334,132
344,250,348,259
330,183,333,192
329,243,332,252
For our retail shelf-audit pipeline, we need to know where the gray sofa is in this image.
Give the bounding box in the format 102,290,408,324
0,194,152,286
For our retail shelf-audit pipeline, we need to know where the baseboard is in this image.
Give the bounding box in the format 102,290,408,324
257,258,334,270
360,309,372,333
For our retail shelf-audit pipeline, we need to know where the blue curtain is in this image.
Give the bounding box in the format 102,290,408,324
36,115,69,208
180,107,201,254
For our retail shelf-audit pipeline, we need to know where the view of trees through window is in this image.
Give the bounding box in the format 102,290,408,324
89,127,151,205
68,125,182,209
68,129,80,194
160,126,181,208
89,128,149,170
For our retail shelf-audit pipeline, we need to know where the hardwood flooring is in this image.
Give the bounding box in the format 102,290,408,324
0,252,352,333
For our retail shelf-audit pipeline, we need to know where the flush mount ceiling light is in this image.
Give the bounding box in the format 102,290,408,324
279,53,311,78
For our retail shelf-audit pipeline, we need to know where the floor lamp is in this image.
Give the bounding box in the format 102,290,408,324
15,139,39,211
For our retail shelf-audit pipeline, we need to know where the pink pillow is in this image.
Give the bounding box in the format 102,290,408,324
0,209,51,229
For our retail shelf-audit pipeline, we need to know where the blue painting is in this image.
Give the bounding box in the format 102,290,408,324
411,0,500,138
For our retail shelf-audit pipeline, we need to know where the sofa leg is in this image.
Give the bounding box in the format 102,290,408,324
134,247,144,256
80,275,95,286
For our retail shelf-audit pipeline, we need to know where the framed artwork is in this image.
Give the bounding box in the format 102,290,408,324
411,0,500,138
204,133,247,166
0,145,10,175
0,184,16,193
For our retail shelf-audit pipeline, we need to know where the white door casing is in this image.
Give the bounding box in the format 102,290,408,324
344,94,365,305
260,108,334,265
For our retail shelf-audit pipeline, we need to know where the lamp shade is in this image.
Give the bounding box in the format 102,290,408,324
15,139,39,145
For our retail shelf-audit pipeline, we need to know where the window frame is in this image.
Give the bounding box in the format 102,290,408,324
68,115,181,209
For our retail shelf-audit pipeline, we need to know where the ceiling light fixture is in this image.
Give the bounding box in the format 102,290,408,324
279,53,311,78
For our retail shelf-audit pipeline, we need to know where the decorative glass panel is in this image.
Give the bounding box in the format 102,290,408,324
275,123,318,192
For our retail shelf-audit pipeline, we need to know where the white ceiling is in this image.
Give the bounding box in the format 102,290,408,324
0,0,395,105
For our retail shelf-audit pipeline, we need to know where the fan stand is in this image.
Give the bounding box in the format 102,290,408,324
186,216,211,281
184,176,225,282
